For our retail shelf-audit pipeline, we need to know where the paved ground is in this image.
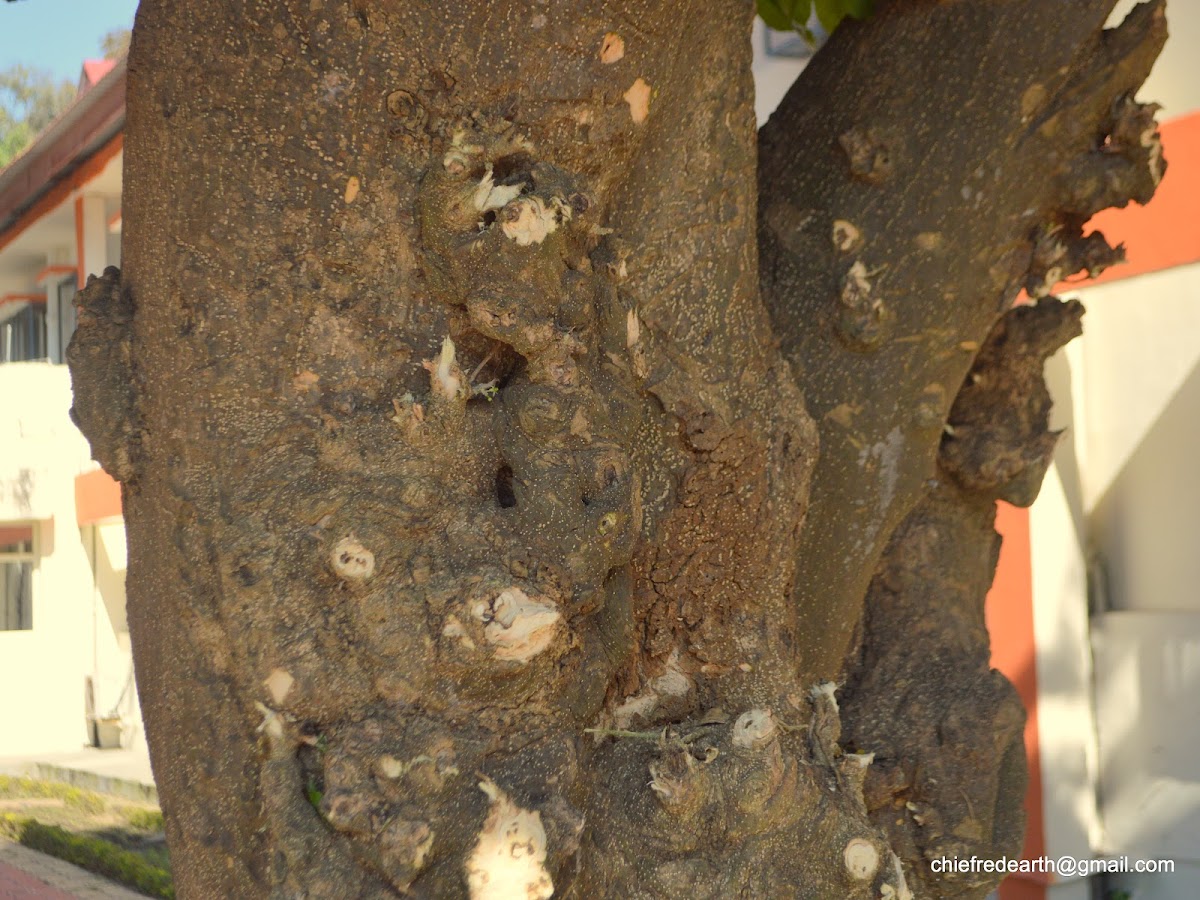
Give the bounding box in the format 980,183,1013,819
0,749,155,805
0,842,144,899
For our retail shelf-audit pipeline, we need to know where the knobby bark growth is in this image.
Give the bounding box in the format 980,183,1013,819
67,0,1166,897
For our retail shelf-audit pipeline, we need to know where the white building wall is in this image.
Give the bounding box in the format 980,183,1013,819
85,519,142,749
1110,0,1200,120
750,19,807,126
1029,463,1102,871
1075,258,1200,898
1092,612,1200,862
1080,263,1200,614
0,364,109,755
1028,6,1200,894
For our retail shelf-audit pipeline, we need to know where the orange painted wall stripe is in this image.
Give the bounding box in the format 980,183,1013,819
0,133,123,256
0,293,47,306
34,264,76,284
986,502,1047,900
75,468,122,526
1076,110,1200,287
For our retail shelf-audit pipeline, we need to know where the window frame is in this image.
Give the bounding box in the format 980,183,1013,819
0,525,36,632
52,274,79,365
0,301,48,364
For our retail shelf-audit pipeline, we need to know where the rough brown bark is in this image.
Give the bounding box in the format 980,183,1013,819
66,0,1165,897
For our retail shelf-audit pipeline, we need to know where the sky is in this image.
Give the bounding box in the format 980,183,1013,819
0,0,139,84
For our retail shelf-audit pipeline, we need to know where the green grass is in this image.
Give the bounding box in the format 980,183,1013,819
0,775,105,814
121,806,165,833
0,776,171,897
1,813,173,899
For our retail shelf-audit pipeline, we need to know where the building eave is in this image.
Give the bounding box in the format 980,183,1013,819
0,56,127,244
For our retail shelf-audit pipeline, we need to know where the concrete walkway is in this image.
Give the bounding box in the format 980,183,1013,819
0,842,145,899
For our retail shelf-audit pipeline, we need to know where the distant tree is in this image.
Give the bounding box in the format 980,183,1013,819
101,28,131,61
0,65,74,167
0,23,129,168
0,115,31,167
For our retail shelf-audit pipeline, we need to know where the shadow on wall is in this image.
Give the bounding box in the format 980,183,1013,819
1090,355,1200,616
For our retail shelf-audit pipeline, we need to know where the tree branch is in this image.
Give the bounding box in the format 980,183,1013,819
757,0,1166,681
841,296,1084,897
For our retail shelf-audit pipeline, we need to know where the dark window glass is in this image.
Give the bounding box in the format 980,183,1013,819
1,304,47,363
0,562,32,630
56,277,78,364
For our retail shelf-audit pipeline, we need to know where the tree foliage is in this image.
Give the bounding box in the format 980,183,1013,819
757,0,874,43
0,27,131,168
0,65,74,166
102,27,132,61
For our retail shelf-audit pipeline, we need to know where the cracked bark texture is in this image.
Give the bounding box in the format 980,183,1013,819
66,0,1165,897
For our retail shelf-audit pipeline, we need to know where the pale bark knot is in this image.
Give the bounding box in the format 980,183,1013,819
810,681,839,713
332,536,375,581
424,336,467,401
832,219,861,253
843,837,880,881
263,668,294,704
467,778,553,900
732,708,778,750
625,309,640,347
624,78,651,124
500,196,570,246
473,588,562,663
600,32,625,64
1020,83,1046,122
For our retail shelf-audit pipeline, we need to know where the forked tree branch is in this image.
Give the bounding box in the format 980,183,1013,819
758,0,1166,680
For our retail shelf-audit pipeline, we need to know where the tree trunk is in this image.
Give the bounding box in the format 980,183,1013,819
67,0,1166,897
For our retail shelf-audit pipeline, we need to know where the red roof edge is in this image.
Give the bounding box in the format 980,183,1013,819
80,59,118,94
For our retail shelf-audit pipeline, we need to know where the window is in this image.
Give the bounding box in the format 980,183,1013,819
762,22,827,60
0,304,47,363
53,276,78,364
0,525,34,631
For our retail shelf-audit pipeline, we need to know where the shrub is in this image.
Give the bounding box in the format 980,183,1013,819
0,813,173,899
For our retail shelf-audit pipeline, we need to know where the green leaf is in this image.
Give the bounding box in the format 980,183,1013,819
797,0,815,29
759,0,818,35
842,0,875,20
756,0,793,32
811,0,875,33
813,0,845,33
305,778,324,811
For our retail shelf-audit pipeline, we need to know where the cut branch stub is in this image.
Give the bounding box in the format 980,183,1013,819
941,297,1084,507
